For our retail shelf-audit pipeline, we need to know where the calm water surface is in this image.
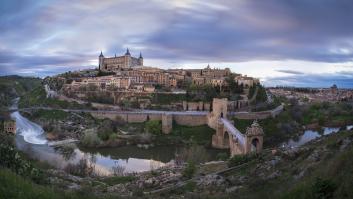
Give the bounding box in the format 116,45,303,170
283,125,353,148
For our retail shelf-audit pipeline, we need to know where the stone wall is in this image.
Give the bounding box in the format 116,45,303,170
90,111,207,128
173,115,207,126
162,114,173,134
182,101,211,111
232,104,284,120
207,98,228,129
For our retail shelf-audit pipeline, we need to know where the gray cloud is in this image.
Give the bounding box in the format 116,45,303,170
0,0,353,86
276,70,304,75
264,72,353,88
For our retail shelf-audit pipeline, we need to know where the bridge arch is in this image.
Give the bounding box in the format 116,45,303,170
250,137,260,152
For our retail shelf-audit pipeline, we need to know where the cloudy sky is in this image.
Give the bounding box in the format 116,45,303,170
1,0,353,87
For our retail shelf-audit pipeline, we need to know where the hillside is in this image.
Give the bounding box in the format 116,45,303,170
0,75,42,114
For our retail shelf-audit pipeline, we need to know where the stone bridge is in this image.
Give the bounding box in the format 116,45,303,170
207,98,264,156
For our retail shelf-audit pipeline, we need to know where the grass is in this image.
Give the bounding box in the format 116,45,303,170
151,93,187,104
31,109,70,120
0,168,117,199
171,124,215,145
18,86,90,109
100,176,137,186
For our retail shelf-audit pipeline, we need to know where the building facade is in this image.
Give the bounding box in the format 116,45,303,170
99,49,143,71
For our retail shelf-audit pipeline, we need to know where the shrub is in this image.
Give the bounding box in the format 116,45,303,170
228,153,259,167
145,120,162,135
81,130,101,147
0,144,46,184
311,178,337,199
109,133,117,140
216,152,229,161
182,161,196,179
64,157,95,177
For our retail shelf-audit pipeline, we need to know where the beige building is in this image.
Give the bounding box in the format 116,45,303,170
4,120,16,134
234,75,259,88
99,49,143,71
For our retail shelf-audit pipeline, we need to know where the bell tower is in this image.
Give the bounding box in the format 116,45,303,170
98,51,104,71
138,52,143,66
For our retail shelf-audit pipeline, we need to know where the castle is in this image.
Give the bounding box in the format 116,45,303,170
99,48,143,71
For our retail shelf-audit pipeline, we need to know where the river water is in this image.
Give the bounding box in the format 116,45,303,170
282,125,353,148
10,103,220,175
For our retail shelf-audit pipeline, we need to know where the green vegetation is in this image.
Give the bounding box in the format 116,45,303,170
31,109,70,120
279,133,353,199
0,168,116,199
0,143,46,184
0,75,41,109
101,176,137,186
301,102,353,126
151,93,187,104
145,120,162,135
171,124,215,145
182,161,196,179
228,153,260,167
81,130,102,147
186,84,220,102
19,86,91,109
248,84,267,104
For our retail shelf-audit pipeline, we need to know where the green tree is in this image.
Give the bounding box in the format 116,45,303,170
145,120,162,135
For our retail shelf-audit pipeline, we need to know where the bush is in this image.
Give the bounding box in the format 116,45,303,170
81,130,101,147
216,152,229,161
98,130,114,141
311,178,337,199
145,120,162,135
228,153,259,167
0,144,46,184
182,161,196,179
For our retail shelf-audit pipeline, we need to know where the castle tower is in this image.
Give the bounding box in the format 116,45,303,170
125,48,131,56
98,51,104,71
124,48,131,68
138,52,143,66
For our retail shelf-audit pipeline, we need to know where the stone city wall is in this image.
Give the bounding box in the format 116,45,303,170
90,111,207,127
173,114,207,126
182,101,211,111
232,104,284,120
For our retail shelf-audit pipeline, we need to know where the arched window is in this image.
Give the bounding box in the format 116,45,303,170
251,138,259,152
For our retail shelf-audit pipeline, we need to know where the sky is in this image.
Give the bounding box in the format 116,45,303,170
0,0,353,88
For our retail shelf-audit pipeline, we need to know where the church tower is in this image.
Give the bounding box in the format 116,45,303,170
99,51,104,71
138,52,143,66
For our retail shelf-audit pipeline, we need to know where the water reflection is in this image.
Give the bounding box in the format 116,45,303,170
283,125,352,148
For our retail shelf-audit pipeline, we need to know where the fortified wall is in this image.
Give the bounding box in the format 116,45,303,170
90,111,208,134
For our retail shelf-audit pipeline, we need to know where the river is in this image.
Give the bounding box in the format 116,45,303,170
282,125,353,148
10,102,221,175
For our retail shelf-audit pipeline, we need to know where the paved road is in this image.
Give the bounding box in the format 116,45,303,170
221,118,245,145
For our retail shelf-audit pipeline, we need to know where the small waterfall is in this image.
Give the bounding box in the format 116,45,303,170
10,111,47,145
